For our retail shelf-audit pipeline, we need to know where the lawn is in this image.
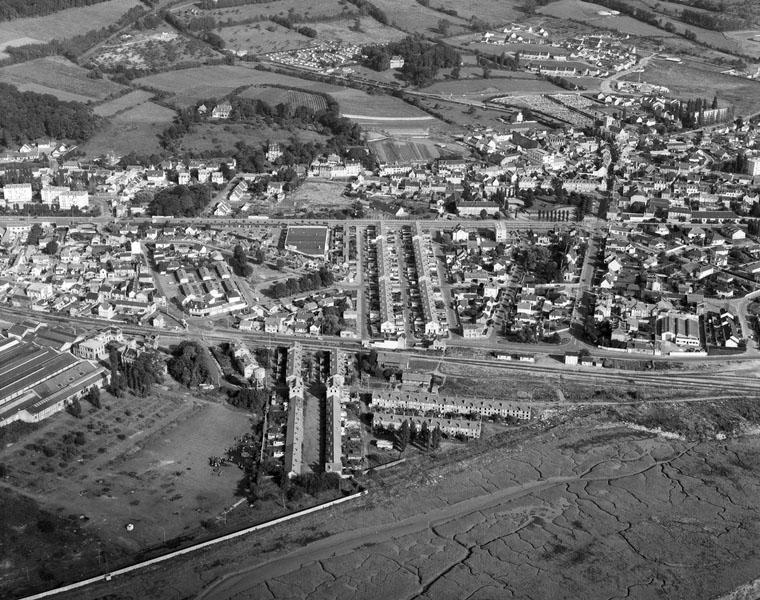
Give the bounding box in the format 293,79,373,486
0,55,125,102
296,16,407,45
0,0,142,59
81,101,176,158
623,58,760,116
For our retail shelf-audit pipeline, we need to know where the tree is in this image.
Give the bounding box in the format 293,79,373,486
420,420,431,450
86,386,101,409
43,240,58,255
431,424,443,449
398,419,411,451
229,244,252,277
67,398,82,418
438,18,451,36
409,420,418,442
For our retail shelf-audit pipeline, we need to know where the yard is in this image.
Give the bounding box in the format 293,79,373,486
0,56,126,103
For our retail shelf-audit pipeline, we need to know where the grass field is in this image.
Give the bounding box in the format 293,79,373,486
422,75,564,99
220,21,313,56
0,56,125,102
369,138,440,163
297,16,407,45
369,0,470,35
430,0,522,26
0,0,142,59
241,86,328,112
623,58,760,116
725,29,760,58
82,101,176,157
331,87,430,117
135,65,342,107
178,122,328,155
93,89,155,117
173,0,357,27
538,0,678,39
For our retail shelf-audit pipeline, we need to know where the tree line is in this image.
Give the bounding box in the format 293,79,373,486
266,265,335,298
0,0,108,20
0,83,100,148
167,341,216,388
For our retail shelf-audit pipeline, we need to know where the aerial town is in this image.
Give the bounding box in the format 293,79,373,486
3,0,760,599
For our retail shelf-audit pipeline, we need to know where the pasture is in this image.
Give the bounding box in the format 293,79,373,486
725,30,760,59
369,138,440,163
623,58,760,116
178,122,328,155
93,90,155,117
172,0,356,27
219,21,313,56
81,101,176,157
135,65,341,107
0,0,142,58
537,0,678,39
369,0,470,35
0,56,125,102
297,17,407,45
422,74,564,99
431,0,522,27
241,86,328,112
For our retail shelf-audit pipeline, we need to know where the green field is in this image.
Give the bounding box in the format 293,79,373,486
81,101,176,158
369,0,470,35
135,65,342,107
369,138,440,163
178,122,328,155
623,58,760,116
241,86,328,112
93,90,155,117
297,16,407,45
0,0,142,59
172,0,356,27
0,55,125,102
219,21,313,56
421,75,564,99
